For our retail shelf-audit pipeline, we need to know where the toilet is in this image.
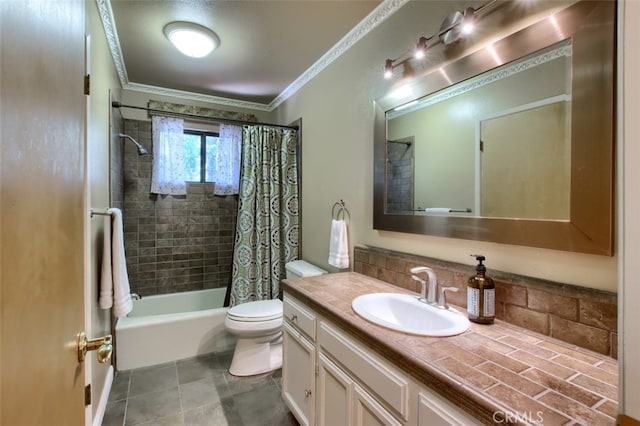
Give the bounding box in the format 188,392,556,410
225,260,327,376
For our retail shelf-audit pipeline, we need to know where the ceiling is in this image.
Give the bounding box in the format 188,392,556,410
100,0,392,111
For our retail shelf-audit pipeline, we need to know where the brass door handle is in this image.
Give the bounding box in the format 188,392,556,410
77,332,112,364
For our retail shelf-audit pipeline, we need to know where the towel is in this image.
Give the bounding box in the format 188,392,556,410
99,208,133,317
99,213,113,309
424,207,450,213
328,219,349,269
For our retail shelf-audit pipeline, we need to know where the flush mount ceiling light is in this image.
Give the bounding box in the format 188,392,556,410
163,21,219,58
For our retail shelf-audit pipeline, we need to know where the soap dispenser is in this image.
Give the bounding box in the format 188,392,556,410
467,254,495,324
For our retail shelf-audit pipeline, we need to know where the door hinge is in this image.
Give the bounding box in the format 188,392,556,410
84,74,90,95
84,384,92,406
480,140,484,152
315,365,319,376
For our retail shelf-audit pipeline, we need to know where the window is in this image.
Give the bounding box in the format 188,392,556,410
183,130,219,182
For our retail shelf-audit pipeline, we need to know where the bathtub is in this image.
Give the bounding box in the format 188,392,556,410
115,287,235,370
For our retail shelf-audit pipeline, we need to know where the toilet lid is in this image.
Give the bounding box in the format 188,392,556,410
227,299,283,322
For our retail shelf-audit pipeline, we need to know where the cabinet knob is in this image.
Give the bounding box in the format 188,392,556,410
304,389,312,397
290,314,298,321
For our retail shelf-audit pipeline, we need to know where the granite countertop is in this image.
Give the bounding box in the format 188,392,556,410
282,272,618,426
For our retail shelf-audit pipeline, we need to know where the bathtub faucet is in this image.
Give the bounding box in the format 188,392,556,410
131,293,141,300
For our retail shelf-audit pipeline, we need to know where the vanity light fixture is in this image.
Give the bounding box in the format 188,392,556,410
382,0,498,79
163,21,220,58
461,7,477,35
384,59,394,79
414,36,430,59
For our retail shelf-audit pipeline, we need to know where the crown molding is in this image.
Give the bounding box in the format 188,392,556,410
125,83,273,112
267,0,409,110
96,0,128,87
97,0,406,112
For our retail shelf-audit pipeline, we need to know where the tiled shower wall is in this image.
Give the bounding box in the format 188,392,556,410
385,138,413,213
354,245,618,358
120,119,237,296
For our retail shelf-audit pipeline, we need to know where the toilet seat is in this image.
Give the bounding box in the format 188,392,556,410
227,299,282,322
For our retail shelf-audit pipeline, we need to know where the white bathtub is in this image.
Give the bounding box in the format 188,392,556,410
115,288,235,370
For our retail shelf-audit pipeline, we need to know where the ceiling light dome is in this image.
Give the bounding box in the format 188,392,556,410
163,21,219,58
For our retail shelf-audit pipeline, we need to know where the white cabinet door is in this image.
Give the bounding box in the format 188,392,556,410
317,353,353,426
283,322,316,426
353,384,403,426
417,390,482,426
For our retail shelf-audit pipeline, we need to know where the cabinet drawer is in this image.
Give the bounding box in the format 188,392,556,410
283,294,316,341
319,321,409,421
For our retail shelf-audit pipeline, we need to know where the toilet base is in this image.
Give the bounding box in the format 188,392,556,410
228,333,283,376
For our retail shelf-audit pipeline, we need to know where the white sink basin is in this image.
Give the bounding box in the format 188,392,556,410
352,293,470,337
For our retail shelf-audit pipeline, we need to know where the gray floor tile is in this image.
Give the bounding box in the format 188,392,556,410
234,383,295,426
183,399,243,426
105,350,296,426
176,353,220,385
109,370,131,402
125,387,182,426
130,363,178,397
180,377,221,412
136,413,185,426
102,400,126,426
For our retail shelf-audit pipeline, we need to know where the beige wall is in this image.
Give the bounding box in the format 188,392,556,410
274,0,617,292
86,0,122,417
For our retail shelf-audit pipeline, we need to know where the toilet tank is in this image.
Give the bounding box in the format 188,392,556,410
285,260,327,279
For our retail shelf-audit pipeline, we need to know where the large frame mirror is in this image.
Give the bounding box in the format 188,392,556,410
373,0,615,255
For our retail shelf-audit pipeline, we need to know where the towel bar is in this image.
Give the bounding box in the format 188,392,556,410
91,208,112,217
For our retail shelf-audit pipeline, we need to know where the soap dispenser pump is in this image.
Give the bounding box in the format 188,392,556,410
467,254,495,324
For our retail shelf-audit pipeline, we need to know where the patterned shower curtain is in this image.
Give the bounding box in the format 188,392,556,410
230,125,299,306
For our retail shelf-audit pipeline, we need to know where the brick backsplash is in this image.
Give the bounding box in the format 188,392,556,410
354,245,618,358
119,119,236,296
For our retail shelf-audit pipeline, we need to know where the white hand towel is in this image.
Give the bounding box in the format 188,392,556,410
424,207,450,213
328,219,349,269
109,208,133,318
99,214,114,309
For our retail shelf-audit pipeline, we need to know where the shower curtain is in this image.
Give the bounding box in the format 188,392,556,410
230,125,299,306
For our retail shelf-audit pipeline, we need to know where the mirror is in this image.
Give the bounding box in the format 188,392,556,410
374,0,615,255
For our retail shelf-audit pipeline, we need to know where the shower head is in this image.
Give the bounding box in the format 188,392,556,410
118,133,148,156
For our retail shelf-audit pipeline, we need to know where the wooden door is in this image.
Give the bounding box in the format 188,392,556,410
1,1,87,425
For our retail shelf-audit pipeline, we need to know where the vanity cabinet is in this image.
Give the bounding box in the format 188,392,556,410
282,297,317,426
282,292,480,426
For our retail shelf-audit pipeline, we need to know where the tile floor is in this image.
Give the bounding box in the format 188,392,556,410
102,350,298,426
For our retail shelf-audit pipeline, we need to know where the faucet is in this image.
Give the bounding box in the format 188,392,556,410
130,293,142,300
410,266,438,304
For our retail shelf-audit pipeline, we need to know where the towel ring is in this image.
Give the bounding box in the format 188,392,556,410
331,200,350,222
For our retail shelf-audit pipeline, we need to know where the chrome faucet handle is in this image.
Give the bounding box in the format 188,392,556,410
411,275,428,303
437,286,458,309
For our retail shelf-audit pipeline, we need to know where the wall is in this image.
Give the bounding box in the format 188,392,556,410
273,0,617,293
87,0,122,419
121,119,237,296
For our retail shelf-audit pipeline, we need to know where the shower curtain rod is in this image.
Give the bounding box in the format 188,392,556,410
111,101,299,130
